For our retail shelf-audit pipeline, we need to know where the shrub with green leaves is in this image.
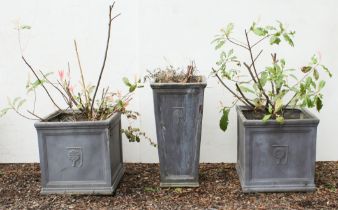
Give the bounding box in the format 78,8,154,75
212,21,332,131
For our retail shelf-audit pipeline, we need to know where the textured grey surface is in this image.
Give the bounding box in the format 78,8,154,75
236,106,319,192
35,111,124,194
151,78,207,187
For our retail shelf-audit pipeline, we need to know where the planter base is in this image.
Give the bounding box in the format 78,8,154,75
236,164,315,193
40,165,125,195
160,182,199,188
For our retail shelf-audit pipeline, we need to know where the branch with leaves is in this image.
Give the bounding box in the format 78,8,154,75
0,3,155,146
212,21,332,131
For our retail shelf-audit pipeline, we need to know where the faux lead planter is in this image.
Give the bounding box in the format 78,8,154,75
35,111,124,194
151,77,207,187
236,106,319,192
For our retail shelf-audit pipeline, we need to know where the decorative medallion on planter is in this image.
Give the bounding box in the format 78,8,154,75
35,111,124,194
236,106,319,192
151,77,207,187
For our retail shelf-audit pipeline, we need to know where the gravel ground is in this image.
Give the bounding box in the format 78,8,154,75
0,162,337,209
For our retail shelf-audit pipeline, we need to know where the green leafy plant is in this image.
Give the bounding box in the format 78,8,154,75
0,2,155,146
212,21,332,131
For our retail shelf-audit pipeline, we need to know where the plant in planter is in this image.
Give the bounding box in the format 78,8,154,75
212,21,332,192
0,3,153,194
146,62,207,187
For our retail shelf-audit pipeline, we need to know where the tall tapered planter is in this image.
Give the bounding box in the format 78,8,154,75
35,111,124,194
151,78,207,187
236,106,319,192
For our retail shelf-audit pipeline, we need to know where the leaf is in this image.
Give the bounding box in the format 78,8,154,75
315,97,323,112
283,33,294,47
321,65,332,77
270,36,281,45
129,85,137,92
311,55,318,64
305,96,314,107
219,108,230,132
16,99,26,109
274,98,283,113
228,49,234,57
318,80,326,90
276,116,285,124
268,105,273,114
122,77,131,87
252,27,268,36
313,69,319,80
301,66,312,73
174,188,183,193
144,187,156,192
20,25,31,30
224,23,234,37
215,40,225,50
266,25,276,30
289,73,298,81
12,97,21,106
259,72,269,87
262,114,271,122
239,85,255,94
0,108,11,118
280,59,286,68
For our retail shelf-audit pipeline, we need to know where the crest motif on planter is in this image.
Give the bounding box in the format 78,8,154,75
271,145,288,165
66,147,83,168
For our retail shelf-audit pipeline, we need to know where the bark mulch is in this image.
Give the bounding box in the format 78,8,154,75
0,162,337,209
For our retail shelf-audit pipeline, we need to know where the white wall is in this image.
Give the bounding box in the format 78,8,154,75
0,0,337,163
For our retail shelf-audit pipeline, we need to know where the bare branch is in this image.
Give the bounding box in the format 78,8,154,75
90,3,121,115
226,37,249,49
251,35,270,48
27,110,44,121
73,40,89,109
244,30,272,107
212,68,251,107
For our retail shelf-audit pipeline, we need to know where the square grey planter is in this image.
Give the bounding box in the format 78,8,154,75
236,106,319,192
151,77,207,187
35,111,124,194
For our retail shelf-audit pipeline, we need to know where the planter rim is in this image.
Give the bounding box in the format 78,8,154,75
150,76,207,89
236,105,319,126
34,110,121,128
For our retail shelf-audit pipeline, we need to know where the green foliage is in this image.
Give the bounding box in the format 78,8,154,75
212,21,332,131
219,108,230,131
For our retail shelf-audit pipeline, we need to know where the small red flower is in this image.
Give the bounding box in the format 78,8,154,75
58,70,65,80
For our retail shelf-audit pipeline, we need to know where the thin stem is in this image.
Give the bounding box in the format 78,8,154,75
285,92,298,107
243,62,257,83
8,104,38,120
27,110,44,121
251,35,270,48
212,68,251,107
226,37,249,49
244,30,272,107
73,40,89,109
21,56,62,111
57,80,81,109
90,2,121,116
39,70,70,105
235,83,255,107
